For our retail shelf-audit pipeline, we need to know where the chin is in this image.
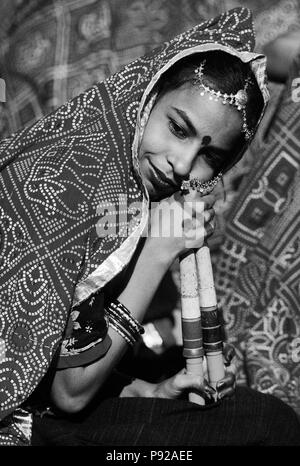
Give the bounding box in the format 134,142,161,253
149,191,160,202
144,178,176,202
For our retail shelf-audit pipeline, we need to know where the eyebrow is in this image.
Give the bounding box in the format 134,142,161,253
172,106,230,157
171,107,197,136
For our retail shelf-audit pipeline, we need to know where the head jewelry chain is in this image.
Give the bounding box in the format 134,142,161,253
181,60,253,195
194,60,254,141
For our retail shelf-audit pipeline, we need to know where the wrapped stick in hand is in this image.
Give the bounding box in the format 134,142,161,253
180,177,225,404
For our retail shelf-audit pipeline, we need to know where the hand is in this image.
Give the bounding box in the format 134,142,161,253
145,191,216,264
152,343,236,403
120,344,236,403
215,343,237,401
151,368,216,402
119,374,212,401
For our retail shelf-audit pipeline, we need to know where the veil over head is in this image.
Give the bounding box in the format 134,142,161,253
0,7,268,428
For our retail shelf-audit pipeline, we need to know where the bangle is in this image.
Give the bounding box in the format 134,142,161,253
105,299,144,346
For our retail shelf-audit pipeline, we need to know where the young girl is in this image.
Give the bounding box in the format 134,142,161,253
1,7,299,445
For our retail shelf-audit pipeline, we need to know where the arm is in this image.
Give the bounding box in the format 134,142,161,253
51,237,176,413
51,193,216,413
120,343,236,401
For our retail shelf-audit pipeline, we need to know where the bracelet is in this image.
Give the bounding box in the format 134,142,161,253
105,299,144,346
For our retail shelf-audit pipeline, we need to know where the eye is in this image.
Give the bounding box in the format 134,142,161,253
168,118,188,140
201,150,224,171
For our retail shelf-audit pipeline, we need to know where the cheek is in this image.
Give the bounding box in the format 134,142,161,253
140,117,168,156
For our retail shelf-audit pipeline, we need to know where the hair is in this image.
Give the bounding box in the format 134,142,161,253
156,51,264,174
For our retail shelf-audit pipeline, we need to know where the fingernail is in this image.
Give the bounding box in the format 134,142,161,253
225,347,235,361
204,386,216,396
216,381,225,390
205,382,216,390
203,392,215,404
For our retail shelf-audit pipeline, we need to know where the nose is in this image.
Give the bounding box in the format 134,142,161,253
167,145,199,178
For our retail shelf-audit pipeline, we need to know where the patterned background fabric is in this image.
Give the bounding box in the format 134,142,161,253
0,0,219,136
214,55,300,415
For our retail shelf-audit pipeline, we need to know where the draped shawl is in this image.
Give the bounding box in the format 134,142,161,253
0,7,268,426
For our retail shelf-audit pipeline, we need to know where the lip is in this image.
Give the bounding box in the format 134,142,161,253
148,161,177,189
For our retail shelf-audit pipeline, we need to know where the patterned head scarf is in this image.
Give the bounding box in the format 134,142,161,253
0,7,268,424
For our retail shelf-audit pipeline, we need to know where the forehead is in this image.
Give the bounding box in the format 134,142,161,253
158,85,242,148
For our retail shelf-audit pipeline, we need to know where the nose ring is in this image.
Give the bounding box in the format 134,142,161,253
181,172,222,196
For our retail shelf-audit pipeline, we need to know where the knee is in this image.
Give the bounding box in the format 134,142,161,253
252,390,300,445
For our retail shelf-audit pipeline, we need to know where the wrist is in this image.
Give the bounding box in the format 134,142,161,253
152,379,171,399
120,378,155,398
144,236,177,268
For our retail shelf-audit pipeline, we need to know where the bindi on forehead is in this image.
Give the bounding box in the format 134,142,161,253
202,135,211,146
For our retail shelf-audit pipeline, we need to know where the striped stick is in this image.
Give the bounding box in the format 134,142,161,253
195,244,225,392
179,177,225,403
180,246,224,404
180,251,205,405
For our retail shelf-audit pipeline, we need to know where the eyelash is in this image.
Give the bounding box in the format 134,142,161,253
168,118,188,140
201,150,223,170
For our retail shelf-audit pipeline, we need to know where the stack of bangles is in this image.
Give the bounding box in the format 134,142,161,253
105,299,145,346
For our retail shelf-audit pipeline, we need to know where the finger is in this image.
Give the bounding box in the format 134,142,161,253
201,194,216,209
194,379,216,404
183,200,215,227
217,386,235,401
223,344,236,366
174,372,216,399
203,207,215,223
172,371,201,391
181,189,204,203
191,202,204,218
216,372,236,392
182,190,216,208
207,218,216,231
177,372,219,405
225,362,237,377
184,217,216,248
204,221,215,239
183,219,205,240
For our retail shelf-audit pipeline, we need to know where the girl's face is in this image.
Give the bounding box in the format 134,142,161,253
139,84,243,201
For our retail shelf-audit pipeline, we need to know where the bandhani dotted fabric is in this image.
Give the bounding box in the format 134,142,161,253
0,0,297,138
214,54,300,415
0,7,268,444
